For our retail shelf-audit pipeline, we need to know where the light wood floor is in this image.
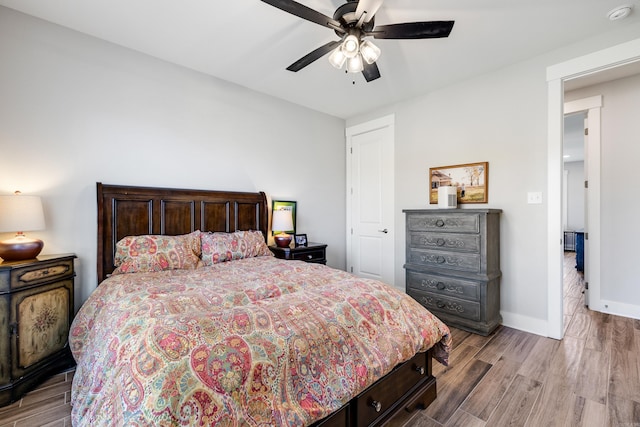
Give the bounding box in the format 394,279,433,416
393,251,640,427
2,252,638,426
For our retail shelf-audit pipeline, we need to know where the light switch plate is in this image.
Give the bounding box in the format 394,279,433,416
527,192,543,204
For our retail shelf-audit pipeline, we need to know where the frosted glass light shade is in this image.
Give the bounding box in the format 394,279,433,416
360,40,381,64
342,35,360,59
346,54,364,73
328,47,347,69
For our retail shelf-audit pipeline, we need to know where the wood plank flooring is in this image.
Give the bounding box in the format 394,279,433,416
0,369,73,427
392,252,640,427
1,252,638,426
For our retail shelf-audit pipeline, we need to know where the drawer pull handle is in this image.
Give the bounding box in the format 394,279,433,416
415,365,426,375
436,282,446,290
370,400,382,413
436,238,445,246
307,255,313,259
436,300,446,309
435,219,445,227
436,256,445,264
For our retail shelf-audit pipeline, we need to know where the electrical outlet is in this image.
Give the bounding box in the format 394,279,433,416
527,192,543,204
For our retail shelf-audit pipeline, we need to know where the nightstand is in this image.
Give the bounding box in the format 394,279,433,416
0,254,76,406
269,242,327,264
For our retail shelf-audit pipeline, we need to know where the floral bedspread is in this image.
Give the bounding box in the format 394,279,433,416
69,256,451,426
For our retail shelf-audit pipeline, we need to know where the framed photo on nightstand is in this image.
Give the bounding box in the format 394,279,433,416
294,234,308,247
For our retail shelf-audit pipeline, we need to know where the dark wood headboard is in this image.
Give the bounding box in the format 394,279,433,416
97,183,268,283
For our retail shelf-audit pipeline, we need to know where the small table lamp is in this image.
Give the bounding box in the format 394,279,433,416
0,191,46,262
272,209,294,248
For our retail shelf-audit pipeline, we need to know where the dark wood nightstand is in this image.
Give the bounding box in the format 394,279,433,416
0,254,76,406
269,242,327,264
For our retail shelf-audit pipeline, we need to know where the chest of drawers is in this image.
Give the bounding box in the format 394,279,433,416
403,209,501,335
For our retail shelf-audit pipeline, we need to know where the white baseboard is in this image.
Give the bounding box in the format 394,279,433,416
500,311,551,338
596,300,640,320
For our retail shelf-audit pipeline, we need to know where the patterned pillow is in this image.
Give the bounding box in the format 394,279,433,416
201,230,272,266
200,232,243,265
235,230,272,258
112,230,201,274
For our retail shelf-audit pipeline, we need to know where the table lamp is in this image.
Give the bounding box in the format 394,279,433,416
272,209,294,248
0,191,46,261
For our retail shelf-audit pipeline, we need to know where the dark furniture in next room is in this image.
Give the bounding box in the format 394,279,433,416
575,230,584,272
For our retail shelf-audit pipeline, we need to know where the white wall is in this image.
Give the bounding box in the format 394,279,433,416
347,28,640,335
0,7,346,309
566,73,640,307
564,161,585,231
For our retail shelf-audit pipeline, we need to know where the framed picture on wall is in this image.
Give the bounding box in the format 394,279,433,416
429,162,488,204
271,200,296,234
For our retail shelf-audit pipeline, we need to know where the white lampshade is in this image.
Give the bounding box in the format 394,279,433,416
272,209,293,233
0,192,46,261
0,194,45,233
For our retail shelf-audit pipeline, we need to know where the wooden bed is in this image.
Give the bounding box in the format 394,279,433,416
94,182,440,427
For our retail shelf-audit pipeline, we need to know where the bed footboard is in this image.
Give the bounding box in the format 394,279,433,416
313,349,436,427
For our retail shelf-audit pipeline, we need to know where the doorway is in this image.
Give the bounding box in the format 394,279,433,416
546,38,640,339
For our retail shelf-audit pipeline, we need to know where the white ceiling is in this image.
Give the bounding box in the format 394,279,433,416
1,0,639,118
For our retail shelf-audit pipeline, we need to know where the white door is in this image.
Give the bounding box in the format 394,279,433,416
564,96,602,314
584,104,601,312
346,115,395,285
582,117,589,306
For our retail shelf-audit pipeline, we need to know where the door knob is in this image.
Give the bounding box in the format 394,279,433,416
378,229,388,234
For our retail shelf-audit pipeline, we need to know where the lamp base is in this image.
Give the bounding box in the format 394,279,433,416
0,236,44,262
274,234,292,248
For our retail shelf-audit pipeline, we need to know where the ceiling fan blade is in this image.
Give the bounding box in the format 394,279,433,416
362,61,381,82
260,0,343,31
370,21,454,39
355,0,385,24
286,40,341,72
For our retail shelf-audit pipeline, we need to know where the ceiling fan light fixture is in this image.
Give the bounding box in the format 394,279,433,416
328,47,347,69
360,39,381,64
346,54,364,73
261,0,456,82
342,34,360,58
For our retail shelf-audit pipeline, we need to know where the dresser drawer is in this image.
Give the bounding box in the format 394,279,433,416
407,248,480,273
291,249,325,262
409,232,480,253
408,289,481,322
10,258,74,290
355,351,430,426
407,271,480,301
407,213,479,233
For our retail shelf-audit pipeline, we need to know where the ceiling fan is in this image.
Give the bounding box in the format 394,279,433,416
260,0,454,82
